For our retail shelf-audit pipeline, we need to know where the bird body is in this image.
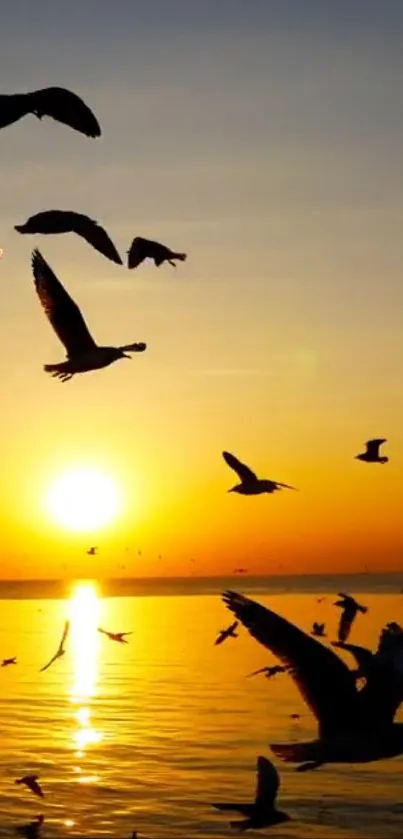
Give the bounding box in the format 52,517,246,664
334,593,368,643
311,622,326,638
0,87,100,137
16,211,122,265
214,621,239,646
15,775,44,798
98,628,132,643
1,656,17,666
31,249,146,380
212,756,290,831
222,451,296,495
355,438,388,464
127,236,187,270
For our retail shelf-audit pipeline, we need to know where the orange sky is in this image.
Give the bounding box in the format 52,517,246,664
0,1,402,579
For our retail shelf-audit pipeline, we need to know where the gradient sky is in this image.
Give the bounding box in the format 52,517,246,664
0,0,402,578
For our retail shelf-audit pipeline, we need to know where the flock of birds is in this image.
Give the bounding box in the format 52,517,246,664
0,85,398,836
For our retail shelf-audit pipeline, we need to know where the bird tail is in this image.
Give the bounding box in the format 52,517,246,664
14,224,28,233
44,363,73,381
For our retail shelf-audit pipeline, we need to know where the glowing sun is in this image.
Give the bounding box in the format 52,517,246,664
45,467,122,532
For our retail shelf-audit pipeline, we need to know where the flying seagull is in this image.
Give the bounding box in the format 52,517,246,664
214,621,239,646
246,665,290,679
222,590,403,771
334,593,368,642
311,622,326,638
355,439,388,464
31,249,146,381
15,775,44,799
40,620,69,672
222,451,297,495
97,628,132,643
127,237,187,270
87,546,98,556
1,656,17,666
16,815,44,839
0,87,100,137
16,211,122,266
212,756,290,832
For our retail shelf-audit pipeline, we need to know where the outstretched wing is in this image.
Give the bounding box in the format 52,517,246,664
74,215,122,265
255,756,279,807
32,249,96,357
40,652,58,672
222,452,257,482
127,237,149,269
31,87,101,138
275,482,298,490
366,438,386,456
58,620,70,652
0,93,31,130
337,608,355,643
331,641,374,671
222,591,361,736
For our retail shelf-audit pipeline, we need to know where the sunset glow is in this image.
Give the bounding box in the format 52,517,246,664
45,468,123,533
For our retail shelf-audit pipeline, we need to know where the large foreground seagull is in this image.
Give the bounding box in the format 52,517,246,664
31,249,146,381
222,590,403,771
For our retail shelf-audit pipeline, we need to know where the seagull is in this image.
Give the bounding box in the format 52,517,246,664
0,87,100,137
127,237,187,270
16,211,122,266
214,621,239,646
87,546,98,556
222,451,297,495
334,622,403,681
311,622,326,638
40,620,69,672
246,664,290,679
1,656,17,666
97,628,132,643
334,593,368,642
234,568,248,574
15,775,44,799
222,590,403,771
212,756,290,832
16,815,44,839
355,439,388,464
31,249,146,381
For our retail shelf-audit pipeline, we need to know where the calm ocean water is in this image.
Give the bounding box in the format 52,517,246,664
0,575,403,838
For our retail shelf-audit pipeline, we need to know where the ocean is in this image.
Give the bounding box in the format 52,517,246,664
0,574,402,838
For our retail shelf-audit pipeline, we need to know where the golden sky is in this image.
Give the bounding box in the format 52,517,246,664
0,1,402,578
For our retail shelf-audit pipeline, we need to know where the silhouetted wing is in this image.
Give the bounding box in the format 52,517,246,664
97,627,108,636
247,667,268,678
75,216,122,265
32,249,97,357
331,641,374,670
27,777,44,798
222,591,361,736
275,482,298,490
15,209,84,235
40,652,59,672
366,438,386,456
222,452,257,482
58,620,70,653
31,87,101,137
214,632,225,646
337,608,355,643
255,756,279,807
0,93,30,129
229,621,239,633
127,237,149,269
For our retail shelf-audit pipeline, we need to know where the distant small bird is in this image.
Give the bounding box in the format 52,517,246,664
1,656,17,666
16,814,44,838
212,756,290,831
246,665,289,679
222,451,297,495
15,775,44,799
234,568,248,574
97,628,132,643
31,249,146,381
127,237,187,270
40,620,69,672
16,211,122,266
0,87,101,137
334,593,368,643
355,439,388,464
311,622,326,638
290,713,300,720
317,597,325,604
87,546,98,556
214,621,239,646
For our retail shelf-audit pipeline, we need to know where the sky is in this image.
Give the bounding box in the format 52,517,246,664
0,0,402,579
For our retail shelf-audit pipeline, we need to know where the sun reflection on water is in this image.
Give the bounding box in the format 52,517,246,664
68,582,102,778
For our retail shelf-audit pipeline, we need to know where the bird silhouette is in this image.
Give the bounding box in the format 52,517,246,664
15,775,44,799
334,593,368,642
16,815,44,839
222,590,403,771
246,665,290,679
16,211,122,266
97,628,132,643
0,87,100,137
212,756,290,831
222,451,297,495
40,620,69,672
234,568,248,574
31,249,146,381
127,237,187,270
1,656,17,666
214,621,239,646
355,439,388,464
311,622,326,638
87,546,98,556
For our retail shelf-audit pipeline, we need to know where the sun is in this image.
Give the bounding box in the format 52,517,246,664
45,467,122,532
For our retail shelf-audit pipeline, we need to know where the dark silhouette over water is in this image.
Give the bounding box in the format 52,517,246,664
311,622,326,638
0,87,100,137
127,237,187,270
334,593,368,642
246,665,290,679
16,211,122,265
214,620,239,646
40,620,69,672
355,438,388,464
15,775,44,799
212,756,290,831
16,814,44,838
98,628,132,644
222,451,297,495
32,249,146,381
